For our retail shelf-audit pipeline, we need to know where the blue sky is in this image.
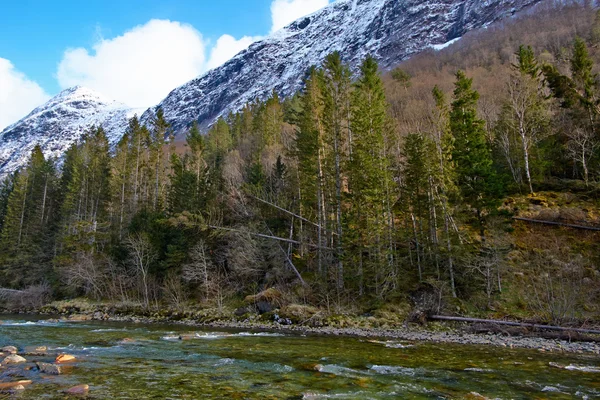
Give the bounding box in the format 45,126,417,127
0,0,332,130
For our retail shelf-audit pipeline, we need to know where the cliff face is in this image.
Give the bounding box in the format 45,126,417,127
142,0,543,134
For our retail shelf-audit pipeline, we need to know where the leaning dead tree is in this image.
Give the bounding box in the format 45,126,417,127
0,287,24,300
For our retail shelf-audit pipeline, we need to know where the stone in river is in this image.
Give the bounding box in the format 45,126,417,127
2,354,26,364
1,346,17,354
0,380,32,390
66,384,89,394
68,314,91,321
6,384,25,392
36,362,62,375
56,354,76,363
24,345,47,355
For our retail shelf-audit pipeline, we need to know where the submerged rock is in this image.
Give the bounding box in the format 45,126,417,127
24,345,48,355
68,314,91,322
2,354,26,364
66,384,89,394
0,380,32,390
36,362,62,375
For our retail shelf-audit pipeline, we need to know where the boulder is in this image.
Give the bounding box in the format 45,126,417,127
0,380,32,390
55,354,76,363
36,362,61,375
66,384,89,395
256,301,273,314
1,346,17,354
244,288,284,314
2,354,26,364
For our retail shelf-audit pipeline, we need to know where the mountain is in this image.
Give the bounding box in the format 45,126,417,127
0,86,134,176
0,0,545,176
143,0,544,134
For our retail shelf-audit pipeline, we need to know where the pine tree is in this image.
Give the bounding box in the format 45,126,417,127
295,67,327,274
543,38,599,183
0,173,16,235
59,127,111,258
150,108,170,211
349,55,395,296
450,71,500,242
0,146,58,287
321,51,352,289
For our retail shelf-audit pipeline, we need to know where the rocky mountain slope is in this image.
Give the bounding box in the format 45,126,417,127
0,0,545,176
143,0,544,134
0,86,134,176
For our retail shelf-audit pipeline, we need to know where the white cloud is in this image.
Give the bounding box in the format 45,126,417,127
56,19,263,108
206,34,261,71
0,58,51,131
270,0,329,33
57,19,207,109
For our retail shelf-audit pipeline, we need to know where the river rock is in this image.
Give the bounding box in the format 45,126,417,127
68,314,91,321
6,384,25,392
2,346,17,354
0,380,32,390
2,354,26,364
36,362,62,375
24,345,47,355
66,384,89,394
56,354,76,363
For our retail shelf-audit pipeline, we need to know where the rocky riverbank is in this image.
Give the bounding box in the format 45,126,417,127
6,303,599,356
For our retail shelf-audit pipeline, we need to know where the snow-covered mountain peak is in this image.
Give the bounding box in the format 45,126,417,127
0,86,131,177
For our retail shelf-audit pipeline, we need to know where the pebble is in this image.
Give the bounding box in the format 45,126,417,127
66,384,89,394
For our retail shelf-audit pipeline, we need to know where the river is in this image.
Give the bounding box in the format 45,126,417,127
0,315,599,399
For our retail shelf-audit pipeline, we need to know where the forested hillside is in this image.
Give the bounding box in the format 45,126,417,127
1,3,599,326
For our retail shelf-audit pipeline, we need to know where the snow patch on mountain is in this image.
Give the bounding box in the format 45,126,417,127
142,0,544,135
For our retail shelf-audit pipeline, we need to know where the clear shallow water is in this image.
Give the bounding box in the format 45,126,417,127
0,315,599,399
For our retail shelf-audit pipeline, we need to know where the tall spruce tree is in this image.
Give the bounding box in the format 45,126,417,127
321,51,352,289
349,55,395,296
450,71,499,242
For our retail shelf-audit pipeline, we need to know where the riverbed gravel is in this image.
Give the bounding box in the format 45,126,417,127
99,315,600,355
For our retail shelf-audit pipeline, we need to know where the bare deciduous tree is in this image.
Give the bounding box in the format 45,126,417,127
62,251,106,300
566,127,598,186
182,240,214,301
126,233,157,308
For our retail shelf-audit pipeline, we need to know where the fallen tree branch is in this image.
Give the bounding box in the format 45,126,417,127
430,315,600,335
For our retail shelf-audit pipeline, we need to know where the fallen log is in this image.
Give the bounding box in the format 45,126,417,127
430,315,600,335
513,217,600,231
469,324,600,342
